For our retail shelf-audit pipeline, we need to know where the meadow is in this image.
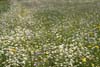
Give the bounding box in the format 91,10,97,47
0,0,100,67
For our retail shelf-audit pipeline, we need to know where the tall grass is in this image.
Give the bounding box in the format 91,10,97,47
0,0,100,67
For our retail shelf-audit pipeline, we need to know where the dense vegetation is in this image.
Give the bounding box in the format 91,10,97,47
0,0,10,13
0,0,100,67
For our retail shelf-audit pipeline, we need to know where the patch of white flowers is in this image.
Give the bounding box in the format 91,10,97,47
0,0,99,67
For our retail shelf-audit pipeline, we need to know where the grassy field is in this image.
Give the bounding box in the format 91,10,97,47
0,0,100,67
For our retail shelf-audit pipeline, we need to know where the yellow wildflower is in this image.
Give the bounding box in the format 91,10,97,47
81,57,87,62
45,51,49,55
95,46,99,49
91,63,94,67
9,48,16,53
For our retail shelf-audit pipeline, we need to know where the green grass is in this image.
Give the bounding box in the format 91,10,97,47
0,0,100,67
0,0,10,13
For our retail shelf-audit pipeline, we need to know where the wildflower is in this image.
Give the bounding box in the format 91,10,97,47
88,45,92,48
95,46,99,49
91,63,94,67
89,32,94,37
81,57,87,62
9,48,16,53
45,51,49,55
34,63,37,66
96,24,100,29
